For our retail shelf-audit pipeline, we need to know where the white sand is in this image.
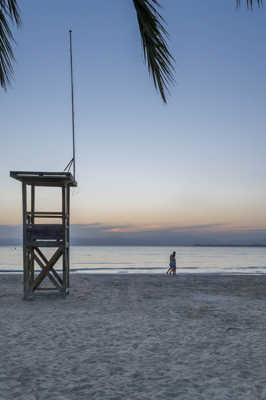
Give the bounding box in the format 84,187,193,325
1,273,266,399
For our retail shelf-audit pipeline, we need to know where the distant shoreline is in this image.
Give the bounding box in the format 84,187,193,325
1,244,266,248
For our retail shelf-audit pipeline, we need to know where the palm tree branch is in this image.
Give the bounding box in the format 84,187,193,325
0,1,264,92
0,0,20,24
132,0,175,103
0,0,20,89
0,9,14,88
236,0,263,8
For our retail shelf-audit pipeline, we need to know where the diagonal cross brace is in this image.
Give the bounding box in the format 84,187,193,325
33,248,63,291
33,252,61,289
34,247,63,285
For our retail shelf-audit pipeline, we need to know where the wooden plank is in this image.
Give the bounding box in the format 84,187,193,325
26,242,65,248
27,212,63,215
62,185,67,292
28,215,63,219
33,248,63,290
62,186,66,225
33,249,59,289
22,182,29,298
31,185,35,224
19,181,77,187
11,171,73,176
25,250,31,298
33,251,61,289
66,185,70,291
34,247,63,285
30,249,34,288
26,224,64,241
10,171,77,187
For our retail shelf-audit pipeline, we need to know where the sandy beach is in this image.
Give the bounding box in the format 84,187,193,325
1,273,266,399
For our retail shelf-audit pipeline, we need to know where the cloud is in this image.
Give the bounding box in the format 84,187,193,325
70,223,266,246
0,225,22,246
172,223,227,232
1,223,266,246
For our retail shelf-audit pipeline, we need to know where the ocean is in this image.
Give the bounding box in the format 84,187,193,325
1,245,266,274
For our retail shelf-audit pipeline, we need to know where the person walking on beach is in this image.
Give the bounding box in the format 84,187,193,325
167,251,176,276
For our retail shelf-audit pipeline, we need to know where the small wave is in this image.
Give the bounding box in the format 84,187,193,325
0,269,22,273
74,262,136,266
71,267,164,271
222,266,266,270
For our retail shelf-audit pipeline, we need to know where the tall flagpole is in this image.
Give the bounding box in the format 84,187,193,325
69,29,76,180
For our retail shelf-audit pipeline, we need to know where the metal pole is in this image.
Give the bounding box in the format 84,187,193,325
69,30,76,181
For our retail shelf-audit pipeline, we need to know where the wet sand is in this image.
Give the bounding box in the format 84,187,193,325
1,273,266,399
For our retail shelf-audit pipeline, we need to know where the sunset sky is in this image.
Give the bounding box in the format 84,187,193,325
1,0,266,245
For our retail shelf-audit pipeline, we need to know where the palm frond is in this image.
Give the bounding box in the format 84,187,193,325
236,0,263,8
0,1,264,92
0,0,20,89
133,0,175,103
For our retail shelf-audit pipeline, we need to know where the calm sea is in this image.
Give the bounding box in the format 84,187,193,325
0,246,266,274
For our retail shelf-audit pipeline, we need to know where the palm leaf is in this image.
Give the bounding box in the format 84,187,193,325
0,1,264,92
0,0,20,89
236,0,263,7
132,0,175,103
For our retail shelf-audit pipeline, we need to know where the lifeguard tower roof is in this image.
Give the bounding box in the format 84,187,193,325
10,171,77,187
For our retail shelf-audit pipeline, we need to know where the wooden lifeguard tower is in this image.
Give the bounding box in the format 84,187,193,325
10,171,77,299
10,31,78,299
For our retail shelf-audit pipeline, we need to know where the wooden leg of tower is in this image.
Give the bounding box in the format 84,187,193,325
29,185,35,294
62,250,68,296
62,185,68,296
22,183,34,300
62,247,70,295
66,185,70,294
23,248,28,298
29,248,35,292
23,248,28,299
62,186,66,295
62,185,70,296
24,248,34,300
22,183,31,299
31,185,35,224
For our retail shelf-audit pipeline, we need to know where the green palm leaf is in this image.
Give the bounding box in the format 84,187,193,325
0,1,264,93
236,0,263,7
0,0,20,89
132,0,175,103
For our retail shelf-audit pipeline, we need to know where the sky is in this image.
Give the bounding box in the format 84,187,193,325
1,0,266,245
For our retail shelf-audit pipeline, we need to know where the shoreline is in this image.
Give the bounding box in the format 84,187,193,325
1,269,266,275
0,267,266,277
2,244,266,247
